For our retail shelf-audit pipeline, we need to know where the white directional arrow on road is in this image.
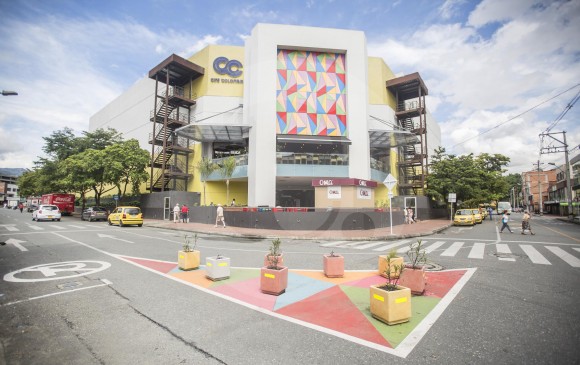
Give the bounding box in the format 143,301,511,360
4,238,28,251
97,234,133,243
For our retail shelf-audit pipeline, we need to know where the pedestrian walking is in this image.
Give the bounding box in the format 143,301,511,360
521,210,535,235
215,204,226,228
18,202,24,213
181,204,189,223
173,203,180,223
487,207,493,221
499,210,513,233
407,208,415,224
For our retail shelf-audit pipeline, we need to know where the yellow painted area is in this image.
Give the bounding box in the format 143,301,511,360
185,45,245,99
218,262,228,267
368,57,397,110
373,293,385,302
179,255,184,259
206,262,213,266
395,297,408,304
264,273,275,279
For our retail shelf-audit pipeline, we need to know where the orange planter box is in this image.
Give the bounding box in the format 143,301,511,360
323,254,344,278
178,250,200,271
260,266,288,295
378,255,404,278
399,266,426,295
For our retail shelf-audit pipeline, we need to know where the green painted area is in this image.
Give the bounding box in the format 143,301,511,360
209,268,260,288
341,285,440,348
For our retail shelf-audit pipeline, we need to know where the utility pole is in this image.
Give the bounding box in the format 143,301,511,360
540,131,573,221
536,160,543,216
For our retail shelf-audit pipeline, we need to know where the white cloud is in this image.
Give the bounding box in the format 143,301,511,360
0,14,225,168
369,0,580,172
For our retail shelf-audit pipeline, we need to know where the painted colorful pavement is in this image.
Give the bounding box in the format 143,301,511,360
120,256,475,358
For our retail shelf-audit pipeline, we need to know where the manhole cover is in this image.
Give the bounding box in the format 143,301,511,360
424,262,444,271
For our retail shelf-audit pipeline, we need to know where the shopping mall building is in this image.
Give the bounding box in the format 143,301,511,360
90,23,441,212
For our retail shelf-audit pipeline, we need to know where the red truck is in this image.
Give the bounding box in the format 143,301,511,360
41,194,75,216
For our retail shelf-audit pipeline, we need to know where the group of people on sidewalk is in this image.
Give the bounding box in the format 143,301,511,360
499,209,535,235
172,204,190,223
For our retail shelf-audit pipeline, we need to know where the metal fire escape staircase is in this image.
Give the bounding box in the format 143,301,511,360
386,73,429,196
147,54,204,192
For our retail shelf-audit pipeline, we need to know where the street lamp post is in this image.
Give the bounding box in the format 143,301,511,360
535,161,544,215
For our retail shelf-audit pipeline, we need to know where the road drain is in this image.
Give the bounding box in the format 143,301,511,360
57,281,84,290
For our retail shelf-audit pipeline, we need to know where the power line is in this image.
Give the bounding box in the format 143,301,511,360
544,89,580,133
452,83,580,149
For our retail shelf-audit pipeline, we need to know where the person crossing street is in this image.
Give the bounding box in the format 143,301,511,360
521,210,535,235
499,210,513,233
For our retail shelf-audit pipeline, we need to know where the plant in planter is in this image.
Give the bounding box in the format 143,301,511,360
323,250,344,278
369,250,412,325
178,233,200,271
263,236,284,267
260,238,288,295
205,254,231,281
399,239,427,295
378,249,404,279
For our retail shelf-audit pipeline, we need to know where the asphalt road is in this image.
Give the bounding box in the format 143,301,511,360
0,208,579,364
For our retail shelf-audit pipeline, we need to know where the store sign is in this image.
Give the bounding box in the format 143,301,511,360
327,186,342,199
357,187,371,200
312,178,377,187
211,57,243,84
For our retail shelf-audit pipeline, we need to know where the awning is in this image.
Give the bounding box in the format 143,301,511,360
368,130,420,148
276,135,351,145
175,124,250,142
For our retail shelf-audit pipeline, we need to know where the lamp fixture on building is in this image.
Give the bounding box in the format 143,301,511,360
1,90,18,96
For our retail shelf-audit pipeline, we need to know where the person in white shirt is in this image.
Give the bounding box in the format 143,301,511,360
215,204,226,228
499,210,513,233
173,204,180,223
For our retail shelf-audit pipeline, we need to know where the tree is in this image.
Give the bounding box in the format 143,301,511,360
219,156,237,205
196,157,217,206
426,147,511,207
102,140,150,198
59,153,96,211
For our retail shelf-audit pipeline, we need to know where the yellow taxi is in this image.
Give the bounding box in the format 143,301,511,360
470,209,483,224
454,209,475,226
108,206,143,227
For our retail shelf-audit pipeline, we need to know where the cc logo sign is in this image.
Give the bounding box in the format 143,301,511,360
213,57,243,78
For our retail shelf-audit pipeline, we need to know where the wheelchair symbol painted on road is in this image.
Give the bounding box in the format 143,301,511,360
4,261,111,282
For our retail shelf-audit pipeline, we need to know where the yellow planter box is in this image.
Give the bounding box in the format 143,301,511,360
378,255,404,278
178,250,200,271
369,285,411,325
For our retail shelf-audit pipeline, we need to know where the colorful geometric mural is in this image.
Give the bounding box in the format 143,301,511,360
119,255,474,357
276,50,347,136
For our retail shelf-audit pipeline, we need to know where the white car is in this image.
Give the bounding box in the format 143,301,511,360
32,205,62,222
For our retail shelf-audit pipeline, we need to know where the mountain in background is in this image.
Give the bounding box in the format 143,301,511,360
0,168,27,177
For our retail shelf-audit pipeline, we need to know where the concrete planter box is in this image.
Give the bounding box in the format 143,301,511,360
378,255,404,278
369,285,411,325
205,256,231,281
399,265,426,295
178,250,200,271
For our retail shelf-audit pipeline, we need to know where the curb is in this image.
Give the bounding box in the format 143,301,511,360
143,222,454,241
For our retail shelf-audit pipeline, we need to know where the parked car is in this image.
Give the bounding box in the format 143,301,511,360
81,206,109,222
453,209,475,226
32,205,62,222
108,206,143,227
470,209,483,224
27,204,38,213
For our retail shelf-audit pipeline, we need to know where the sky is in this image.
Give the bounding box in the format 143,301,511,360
0,0,579,174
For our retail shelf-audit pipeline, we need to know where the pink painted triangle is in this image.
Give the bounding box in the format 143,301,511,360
276,285,391,347
120,256,177,274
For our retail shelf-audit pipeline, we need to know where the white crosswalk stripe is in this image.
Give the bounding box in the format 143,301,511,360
66,225,85,229
468,242,486,259
3,225,19,231
520,245,551,265
26,225,43,231
424,241,446,253
372,239,412,252
441,242,465,256
320,241,351,247
49,225,66,230
545,246,580,268
496,244,516,261
353,241,393,250
317,238,580,267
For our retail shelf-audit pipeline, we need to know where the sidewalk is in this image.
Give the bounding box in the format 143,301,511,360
144,218,452,240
